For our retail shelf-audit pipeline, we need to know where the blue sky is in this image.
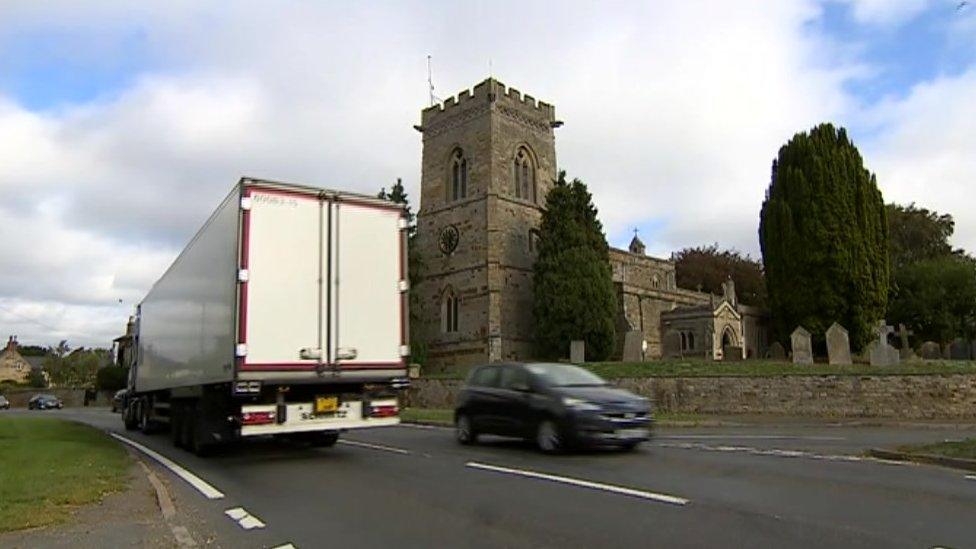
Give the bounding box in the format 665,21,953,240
1,0,974,345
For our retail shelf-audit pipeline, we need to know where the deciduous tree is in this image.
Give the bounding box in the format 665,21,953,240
673,244,767,307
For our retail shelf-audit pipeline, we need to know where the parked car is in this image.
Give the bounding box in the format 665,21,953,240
454,362,653,453
28,394,63,410
0,395,9,410
111,389,128,413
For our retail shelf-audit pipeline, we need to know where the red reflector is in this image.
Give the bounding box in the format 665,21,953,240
242,411,275,425
370,405,399,418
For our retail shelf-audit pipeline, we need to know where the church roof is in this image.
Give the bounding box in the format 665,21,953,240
628,235,646,255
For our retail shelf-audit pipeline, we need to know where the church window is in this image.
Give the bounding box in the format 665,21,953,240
448,149,468,202
513,147,536,202
441,288,459,333
680,332,687,351
687,332,695,350
528,229,541,253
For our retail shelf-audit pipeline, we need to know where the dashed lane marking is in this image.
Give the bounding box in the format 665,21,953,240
225,507,266,530
110,433,225,499
465,461,689,506
338,439,412,455
658,435,846,441
966,475,976,481
655,441,909,466
270,544,297,549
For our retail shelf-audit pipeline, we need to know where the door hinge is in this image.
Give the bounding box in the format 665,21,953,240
240,197,253,210
238,269,249,282
235,343,248,357
398,279,410,292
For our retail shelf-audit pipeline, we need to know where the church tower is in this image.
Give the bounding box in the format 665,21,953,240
412,78,559,372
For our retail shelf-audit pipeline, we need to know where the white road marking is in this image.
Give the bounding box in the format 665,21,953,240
966,475,976,481
465,461,689,506
659,435,846,441
225,507,266,530
270,544,297,549
399,422,452,431
110,433,225,499
655,441,910,466
338,439,411,455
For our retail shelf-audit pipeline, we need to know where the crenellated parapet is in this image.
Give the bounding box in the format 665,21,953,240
420,78,556,136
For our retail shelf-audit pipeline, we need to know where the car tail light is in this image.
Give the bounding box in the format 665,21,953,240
370,404,398,418
241,411,275,425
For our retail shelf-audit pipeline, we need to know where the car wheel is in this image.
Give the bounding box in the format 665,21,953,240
455,413,477,445
536,419,562,454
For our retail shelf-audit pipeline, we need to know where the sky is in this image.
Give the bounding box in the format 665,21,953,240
0,0,974,348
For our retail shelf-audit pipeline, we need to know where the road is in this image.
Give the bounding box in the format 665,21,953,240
11,408,976,548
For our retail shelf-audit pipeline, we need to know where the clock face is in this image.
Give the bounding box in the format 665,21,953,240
439,225,460,255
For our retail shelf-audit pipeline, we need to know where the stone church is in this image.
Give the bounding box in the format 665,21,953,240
411,78,768,373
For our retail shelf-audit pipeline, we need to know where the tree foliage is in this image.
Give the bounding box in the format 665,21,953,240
96,366,129,392
759,123,889,351
27,368,47,388
673,244,767,307
533,172,617,361
887,256,976,343
43,344,106,388
886,203,956,269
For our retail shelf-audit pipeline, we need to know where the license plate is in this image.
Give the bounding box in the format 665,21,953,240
616,428,648,439
315,396,338,414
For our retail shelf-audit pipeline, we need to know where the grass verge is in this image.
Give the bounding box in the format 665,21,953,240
420,359,976,380
400,407,708,426
896,438,976,460
0,417,130,532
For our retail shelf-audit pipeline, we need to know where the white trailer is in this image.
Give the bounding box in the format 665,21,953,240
123,177,410,454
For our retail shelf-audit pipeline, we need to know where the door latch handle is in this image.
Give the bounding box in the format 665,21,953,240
336,347,358,360
300,348,323,360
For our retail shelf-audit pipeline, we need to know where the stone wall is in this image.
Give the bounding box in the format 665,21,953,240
406,374,976,419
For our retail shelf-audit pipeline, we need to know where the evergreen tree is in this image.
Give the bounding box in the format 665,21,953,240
759,123,889,351
533,172,617,361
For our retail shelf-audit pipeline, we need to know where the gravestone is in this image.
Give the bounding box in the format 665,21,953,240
663,330,682,358
949,338,971,360
622,331,644,362
723,346,743,361
943,343,952,359
826,322,852,365
791,326,813,365
766,342,786,361
919,341,942,360
869,322,900,367
570,340,585,364
896,324,916,360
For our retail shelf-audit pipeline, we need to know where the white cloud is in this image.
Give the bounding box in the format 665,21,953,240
843,0,935,27
0,0,973,346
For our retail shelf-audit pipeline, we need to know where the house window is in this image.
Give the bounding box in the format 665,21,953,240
448,149,468,202
441,288,459,333
513,147,536,202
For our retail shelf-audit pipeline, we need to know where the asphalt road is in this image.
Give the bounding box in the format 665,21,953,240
10,408,976,548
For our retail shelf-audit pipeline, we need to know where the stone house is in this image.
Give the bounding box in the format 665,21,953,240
411,78,768,373
0,336,31,383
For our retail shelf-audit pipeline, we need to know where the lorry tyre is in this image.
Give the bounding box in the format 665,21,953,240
123,400,139,431
139,398,155,434
188,403,214,457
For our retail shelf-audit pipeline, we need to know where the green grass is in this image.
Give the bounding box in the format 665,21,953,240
400,407,708,426
0,418,130,532
897,438,976,460
420,359,976,380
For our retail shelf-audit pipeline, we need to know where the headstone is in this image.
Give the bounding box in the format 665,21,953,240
663,330,682,358
723,346,743,361
869,321,900,366
791,326,813,365
766,342,786,361
622,331,644,362
949,338,971,360
943,343,951,359
896,323,916,359
826,322,852,365
570,340,585,364
919,341,942,360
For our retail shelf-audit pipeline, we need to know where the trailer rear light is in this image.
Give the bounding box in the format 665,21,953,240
242,411,275,425
370,404,399,418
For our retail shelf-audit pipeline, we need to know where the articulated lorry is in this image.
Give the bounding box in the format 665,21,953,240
123,177,410,455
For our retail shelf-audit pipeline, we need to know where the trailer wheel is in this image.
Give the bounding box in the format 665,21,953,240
139,397,156,434
187,402,214,457
123,399,139,431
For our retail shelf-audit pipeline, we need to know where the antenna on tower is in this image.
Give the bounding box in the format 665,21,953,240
488,57,493,79
427,55,436,107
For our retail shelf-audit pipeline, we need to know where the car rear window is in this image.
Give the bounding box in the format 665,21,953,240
468,366,500,387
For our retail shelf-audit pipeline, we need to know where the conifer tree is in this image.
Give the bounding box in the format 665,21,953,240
759,123,889,351
533,172,617,361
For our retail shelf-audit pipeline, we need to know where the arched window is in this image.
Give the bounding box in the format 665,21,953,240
687,332,695,350
441,287,459,333
513,146,536,202
680,332,687,351
448,149,468,202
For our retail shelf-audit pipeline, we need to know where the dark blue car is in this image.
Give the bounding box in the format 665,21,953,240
28,394,63,410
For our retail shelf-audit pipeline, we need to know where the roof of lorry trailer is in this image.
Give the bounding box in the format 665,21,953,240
240,176,408,211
